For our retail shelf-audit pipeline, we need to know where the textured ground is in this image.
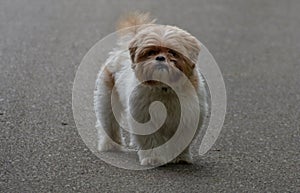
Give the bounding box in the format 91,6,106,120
0,0,299,192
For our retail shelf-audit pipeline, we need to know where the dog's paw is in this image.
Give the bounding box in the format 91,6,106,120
170,154,193,164
98,139,123,152
140,157,165,166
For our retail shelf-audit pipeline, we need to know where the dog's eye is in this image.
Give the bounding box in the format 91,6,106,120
170,59,177,64
147,50,158,56
168,50,178,57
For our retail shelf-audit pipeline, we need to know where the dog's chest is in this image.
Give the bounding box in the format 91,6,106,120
127,86,198,136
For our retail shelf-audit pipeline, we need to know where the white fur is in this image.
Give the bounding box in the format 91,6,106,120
94,27,207,166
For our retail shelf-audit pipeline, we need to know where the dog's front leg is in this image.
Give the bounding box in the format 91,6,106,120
95,68,123,151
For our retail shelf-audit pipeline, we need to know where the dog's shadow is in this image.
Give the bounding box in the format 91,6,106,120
156,159,216,176
97,149,217,178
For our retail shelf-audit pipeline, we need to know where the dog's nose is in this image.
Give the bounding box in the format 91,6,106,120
156,56,166,61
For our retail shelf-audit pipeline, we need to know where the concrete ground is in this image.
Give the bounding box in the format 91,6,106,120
0,0,299,192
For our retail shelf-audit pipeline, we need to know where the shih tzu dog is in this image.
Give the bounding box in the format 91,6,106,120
94,12,207,166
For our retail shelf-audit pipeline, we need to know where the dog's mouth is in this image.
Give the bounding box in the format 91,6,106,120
142,80,171,92
154,62,169,72
134,60,185,86
153,63,182,82
143,80,161,86
140,69,182,86
143,71,181,84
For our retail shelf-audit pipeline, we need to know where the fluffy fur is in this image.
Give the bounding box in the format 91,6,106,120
94,12,207,166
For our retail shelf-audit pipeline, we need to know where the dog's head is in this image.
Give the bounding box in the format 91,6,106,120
128,25,201,86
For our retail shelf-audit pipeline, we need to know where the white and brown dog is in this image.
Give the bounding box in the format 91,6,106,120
94,12,207,166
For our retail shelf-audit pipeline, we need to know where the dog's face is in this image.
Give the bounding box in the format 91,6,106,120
129,25,201,86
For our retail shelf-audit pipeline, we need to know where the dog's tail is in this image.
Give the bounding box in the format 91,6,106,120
116,11,156,35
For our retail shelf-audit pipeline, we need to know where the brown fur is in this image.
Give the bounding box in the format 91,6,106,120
95,12,207,166
103,67,115,90
131,43,199,87
118,12,201,88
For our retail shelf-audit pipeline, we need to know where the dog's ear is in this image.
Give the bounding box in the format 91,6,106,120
187,38,201,67
128,39,137,68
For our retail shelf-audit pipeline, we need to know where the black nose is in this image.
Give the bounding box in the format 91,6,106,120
156,56,166,61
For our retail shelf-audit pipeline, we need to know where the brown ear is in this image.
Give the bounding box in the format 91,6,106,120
191,62,196,69
188,39,201,66
129,46,136,62
128,39,137,60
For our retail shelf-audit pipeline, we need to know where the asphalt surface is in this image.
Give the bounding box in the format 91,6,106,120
1,0,300,192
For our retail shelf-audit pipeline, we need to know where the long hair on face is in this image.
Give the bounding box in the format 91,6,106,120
128,25,201,87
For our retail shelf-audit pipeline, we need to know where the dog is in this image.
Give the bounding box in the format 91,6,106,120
94,12,207,166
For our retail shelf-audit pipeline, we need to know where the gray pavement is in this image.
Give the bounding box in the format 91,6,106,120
0,0,299,192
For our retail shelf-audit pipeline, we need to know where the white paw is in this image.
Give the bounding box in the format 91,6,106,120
140,157,165,166
170,154,193,164
98,139,123,152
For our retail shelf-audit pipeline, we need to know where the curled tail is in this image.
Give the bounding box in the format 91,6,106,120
116,12,156,35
